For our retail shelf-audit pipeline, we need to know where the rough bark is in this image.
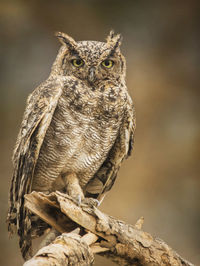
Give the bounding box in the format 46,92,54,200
24,232,94,266
24,191,194,266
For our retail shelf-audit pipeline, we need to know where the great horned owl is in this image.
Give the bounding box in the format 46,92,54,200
7,31,136,259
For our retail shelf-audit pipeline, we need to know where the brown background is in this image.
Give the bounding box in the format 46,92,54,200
0,1,199,265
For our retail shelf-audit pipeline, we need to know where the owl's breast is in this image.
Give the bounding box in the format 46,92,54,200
33,78,127,191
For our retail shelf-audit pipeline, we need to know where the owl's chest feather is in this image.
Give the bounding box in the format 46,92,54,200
33,79,127,190
54,80,125,153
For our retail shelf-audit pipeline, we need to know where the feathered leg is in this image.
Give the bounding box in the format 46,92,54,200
62,172,84,205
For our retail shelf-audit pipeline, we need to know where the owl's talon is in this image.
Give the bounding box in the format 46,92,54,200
70,194,83,206
81,197,100,208
76,195,82,206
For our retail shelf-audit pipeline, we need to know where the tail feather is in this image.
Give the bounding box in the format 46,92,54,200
18,209,32,260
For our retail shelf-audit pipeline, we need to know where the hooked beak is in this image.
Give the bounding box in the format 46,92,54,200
88,67,96,83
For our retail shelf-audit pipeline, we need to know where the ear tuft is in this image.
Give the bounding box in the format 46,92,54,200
106,30,115,42
106,30,122,54
55,32,77,50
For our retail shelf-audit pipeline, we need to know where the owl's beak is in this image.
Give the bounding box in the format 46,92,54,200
88,67,96,83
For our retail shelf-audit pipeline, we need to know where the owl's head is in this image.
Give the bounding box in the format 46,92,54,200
52,31,126,85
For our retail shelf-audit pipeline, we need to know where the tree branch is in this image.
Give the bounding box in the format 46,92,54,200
23,232,95,266
24,191,194,266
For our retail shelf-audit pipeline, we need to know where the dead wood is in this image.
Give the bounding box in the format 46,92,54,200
23,232,94,266
24,191,194,266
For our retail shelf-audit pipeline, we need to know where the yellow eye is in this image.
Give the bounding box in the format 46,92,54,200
71,58,84,67
101,59,114,69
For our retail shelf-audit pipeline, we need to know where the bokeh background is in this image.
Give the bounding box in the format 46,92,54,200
1,1,199,265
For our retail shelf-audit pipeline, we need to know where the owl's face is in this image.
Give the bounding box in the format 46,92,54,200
53,32,126,86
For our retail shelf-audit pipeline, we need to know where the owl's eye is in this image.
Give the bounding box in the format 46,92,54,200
101,59,114,69
71,58,84,67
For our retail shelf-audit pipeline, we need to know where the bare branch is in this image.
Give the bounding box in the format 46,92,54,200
24,232,94,266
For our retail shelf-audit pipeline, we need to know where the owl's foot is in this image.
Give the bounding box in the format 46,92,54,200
80,198,100,214
74,194,82,206
81,197,100,208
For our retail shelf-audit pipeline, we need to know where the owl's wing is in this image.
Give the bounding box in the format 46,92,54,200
85,94,136,202
7,78,63,259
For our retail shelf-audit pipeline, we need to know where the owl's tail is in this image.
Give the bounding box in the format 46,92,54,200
7,202,33,260
18,208,33,260
7,169,33,260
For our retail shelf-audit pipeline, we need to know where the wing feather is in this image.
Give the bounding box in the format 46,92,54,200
7,78,63,259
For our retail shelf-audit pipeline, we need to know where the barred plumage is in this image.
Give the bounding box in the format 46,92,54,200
7,31,136,260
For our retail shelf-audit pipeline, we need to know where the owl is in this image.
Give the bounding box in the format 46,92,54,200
7,31,136,260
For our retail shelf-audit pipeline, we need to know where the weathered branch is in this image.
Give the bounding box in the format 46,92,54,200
24,191,194,266
24,232,94,266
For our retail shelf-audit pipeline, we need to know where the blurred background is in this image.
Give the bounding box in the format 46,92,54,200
0,1,199,265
